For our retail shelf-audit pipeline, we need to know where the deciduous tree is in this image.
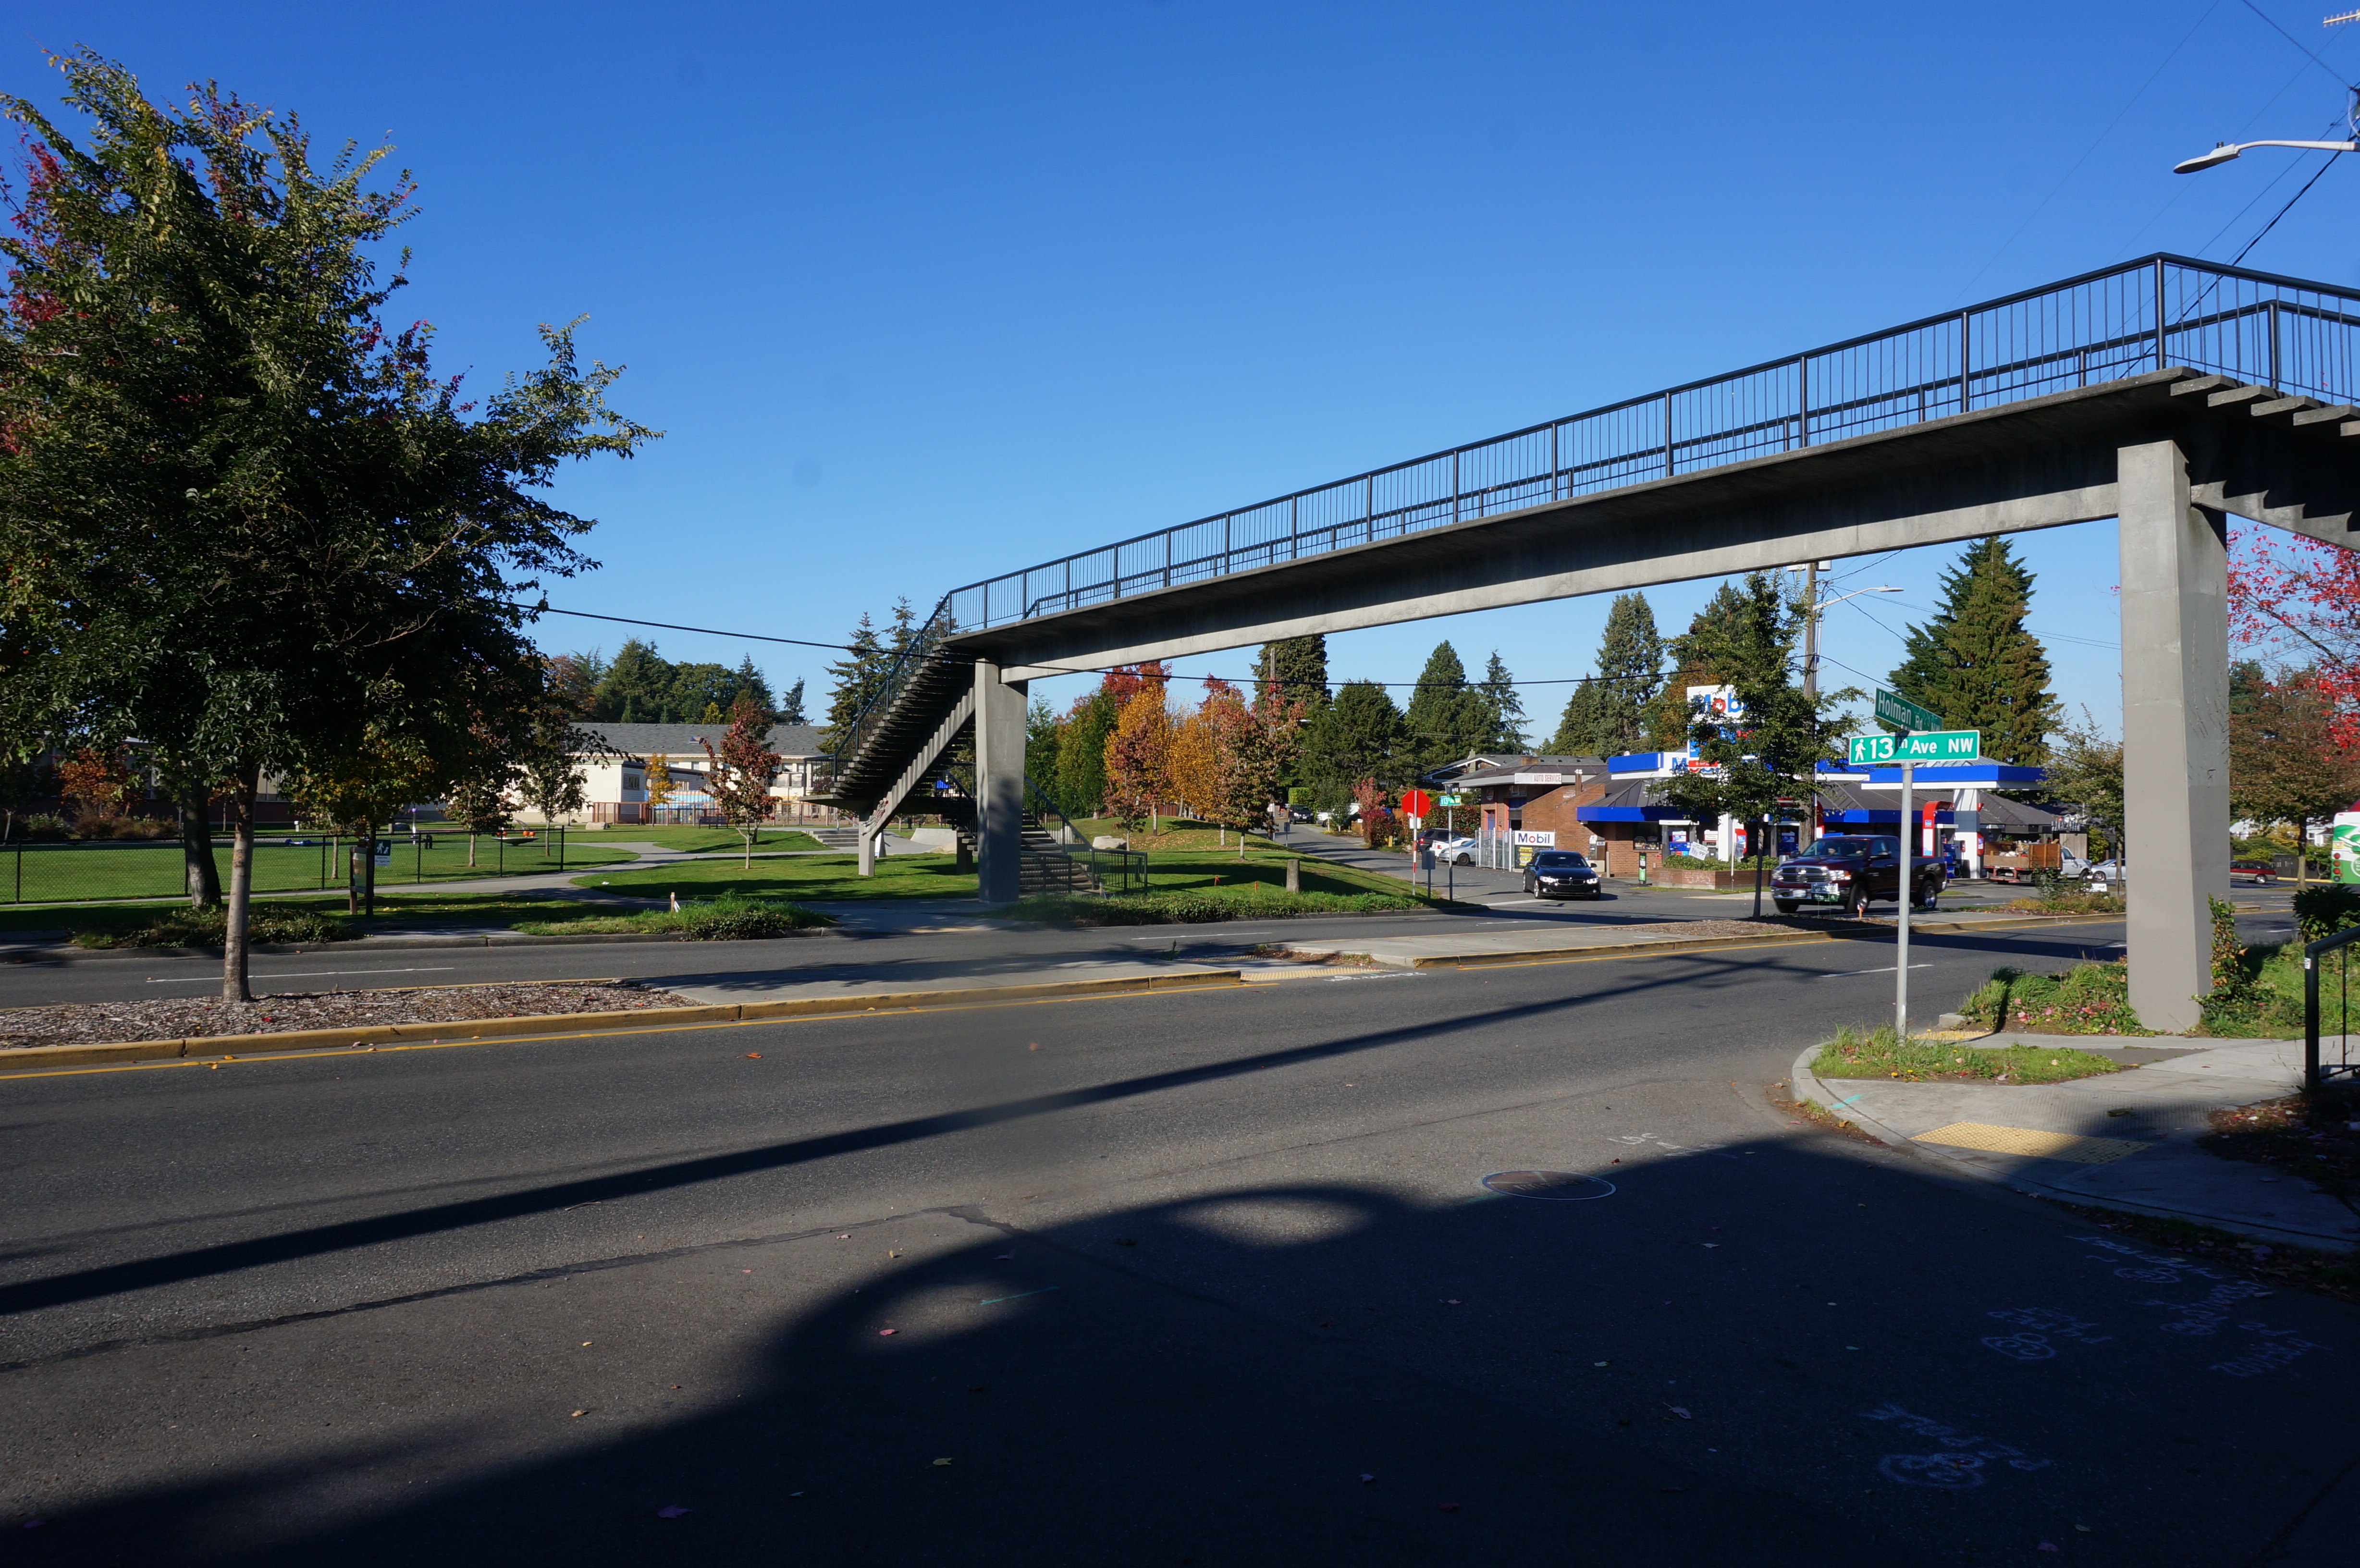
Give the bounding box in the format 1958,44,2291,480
2230,666,2360,881
0,54,654,998
1103,683,1172,834
702,695,784,867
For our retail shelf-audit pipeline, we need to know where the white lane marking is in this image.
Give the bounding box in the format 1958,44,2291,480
1817,963,1937,979
145,967,459,985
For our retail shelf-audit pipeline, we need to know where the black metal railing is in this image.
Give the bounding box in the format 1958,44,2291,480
1025,776,1145,894
831,253,2360,786
2304,920,2360,1090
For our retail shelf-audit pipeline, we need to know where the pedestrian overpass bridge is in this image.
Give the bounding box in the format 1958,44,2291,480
815,253,2360,1031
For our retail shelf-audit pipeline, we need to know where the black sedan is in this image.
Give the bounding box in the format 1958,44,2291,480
1522,849,1604,900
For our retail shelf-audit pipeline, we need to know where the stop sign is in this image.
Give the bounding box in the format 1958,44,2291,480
1399,788,1434,818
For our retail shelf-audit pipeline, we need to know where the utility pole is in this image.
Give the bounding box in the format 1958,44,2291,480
1801,560,1821,698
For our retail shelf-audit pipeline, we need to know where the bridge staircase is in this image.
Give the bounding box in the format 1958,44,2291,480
812,649,1110,895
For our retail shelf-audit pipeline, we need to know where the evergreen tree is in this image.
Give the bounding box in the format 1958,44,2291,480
600,639,673,724
1401,642,1490,774
822,613,889,752
1305,679,1406,788
1887,537,2057,766
727,656,776,721
1253,635,1329,712
1480,651,1526,750
1550,592,1662,756
778,678,808,725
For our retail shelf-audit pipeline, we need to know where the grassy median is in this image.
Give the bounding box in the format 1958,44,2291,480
1811,1023,2124,1083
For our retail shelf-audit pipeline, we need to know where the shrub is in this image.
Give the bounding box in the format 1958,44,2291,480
1005,888,1424,926
74,905,356,949
68,814,173,841
509,893,831,939
5,814,70,842
1956,961,2150,1035
2294,883,2360,944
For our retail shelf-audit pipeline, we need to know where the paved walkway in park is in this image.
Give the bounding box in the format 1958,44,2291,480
1794,1034,2359,1252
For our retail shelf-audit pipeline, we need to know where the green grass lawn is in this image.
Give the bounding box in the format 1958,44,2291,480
0,835,638,907
575,840,1425,907
35,889,713,946
578,854,980,901
1812,1023,2124,1083
570,825,826,853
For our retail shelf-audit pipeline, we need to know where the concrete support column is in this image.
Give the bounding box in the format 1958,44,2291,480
974,658,1028,904
2117,439,2230,1034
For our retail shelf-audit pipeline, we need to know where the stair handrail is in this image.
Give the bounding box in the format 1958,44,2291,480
1025,776,1141,894
819,596,962,806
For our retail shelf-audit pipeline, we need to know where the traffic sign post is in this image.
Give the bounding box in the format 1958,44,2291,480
1874,688,1942,734
1896,762,1913,1040
1847,730,1980,766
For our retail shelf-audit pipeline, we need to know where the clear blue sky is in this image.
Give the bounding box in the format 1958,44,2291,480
11,0,2356,736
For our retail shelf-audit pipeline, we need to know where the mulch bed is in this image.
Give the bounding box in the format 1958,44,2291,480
2200,1090,2360,1201
0,980,696,1050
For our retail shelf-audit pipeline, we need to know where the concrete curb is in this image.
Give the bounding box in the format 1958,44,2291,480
0,968,1245,1073
1786,1045,2350,1253
1318,926,1857,970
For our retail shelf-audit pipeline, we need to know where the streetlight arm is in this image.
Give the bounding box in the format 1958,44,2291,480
2176,138,2359,173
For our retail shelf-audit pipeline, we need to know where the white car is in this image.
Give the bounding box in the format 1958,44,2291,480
1427,835,1478,865
2083,859,2126,886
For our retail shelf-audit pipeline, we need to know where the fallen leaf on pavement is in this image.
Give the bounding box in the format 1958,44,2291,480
933,1458,953,1467
656,1505,689,1518
1668,1406,1691,1419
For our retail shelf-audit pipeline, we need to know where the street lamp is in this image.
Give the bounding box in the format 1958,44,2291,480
2176,87,2360,172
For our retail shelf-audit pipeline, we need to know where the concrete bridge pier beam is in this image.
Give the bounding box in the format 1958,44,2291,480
2116,438,2231,1035
974,658,1028,905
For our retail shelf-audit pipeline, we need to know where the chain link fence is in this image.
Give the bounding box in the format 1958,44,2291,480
0,828,597,906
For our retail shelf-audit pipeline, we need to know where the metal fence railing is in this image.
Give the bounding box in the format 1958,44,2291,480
830,254,2360,785
2304,921,2360,1091
0,828,618,906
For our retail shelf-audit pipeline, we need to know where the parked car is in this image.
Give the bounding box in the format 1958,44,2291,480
1429,835,1477,865
1288,806,1314,823
2230,858,2278,882
2083,859,2126,888
1522,849,1602,899
1767,834,1945,916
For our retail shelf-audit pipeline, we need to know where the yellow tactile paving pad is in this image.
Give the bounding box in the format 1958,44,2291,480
1912,1121,2151,1164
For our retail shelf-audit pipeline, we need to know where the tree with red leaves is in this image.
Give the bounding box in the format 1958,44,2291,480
0,53,654,1000
703,696,784,868
2229,530,2360,747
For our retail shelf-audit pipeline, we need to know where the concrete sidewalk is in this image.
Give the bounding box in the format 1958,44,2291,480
1794,1035,2360,1252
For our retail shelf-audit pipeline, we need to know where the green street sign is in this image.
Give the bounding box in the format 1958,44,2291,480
1874,688,1943,734
1847,730,1981,765
1435,794,1462,807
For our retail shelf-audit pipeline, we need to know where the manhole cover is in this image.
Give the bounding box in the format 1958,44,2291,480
1482,1170,1615,1201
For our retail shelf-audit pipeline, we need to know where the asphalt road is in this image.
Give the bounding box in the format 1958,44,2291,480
3,913,2349,1566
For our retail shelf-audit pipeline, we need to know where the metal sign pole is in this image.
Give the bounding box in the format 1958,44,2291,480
1896,760,1914,1040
